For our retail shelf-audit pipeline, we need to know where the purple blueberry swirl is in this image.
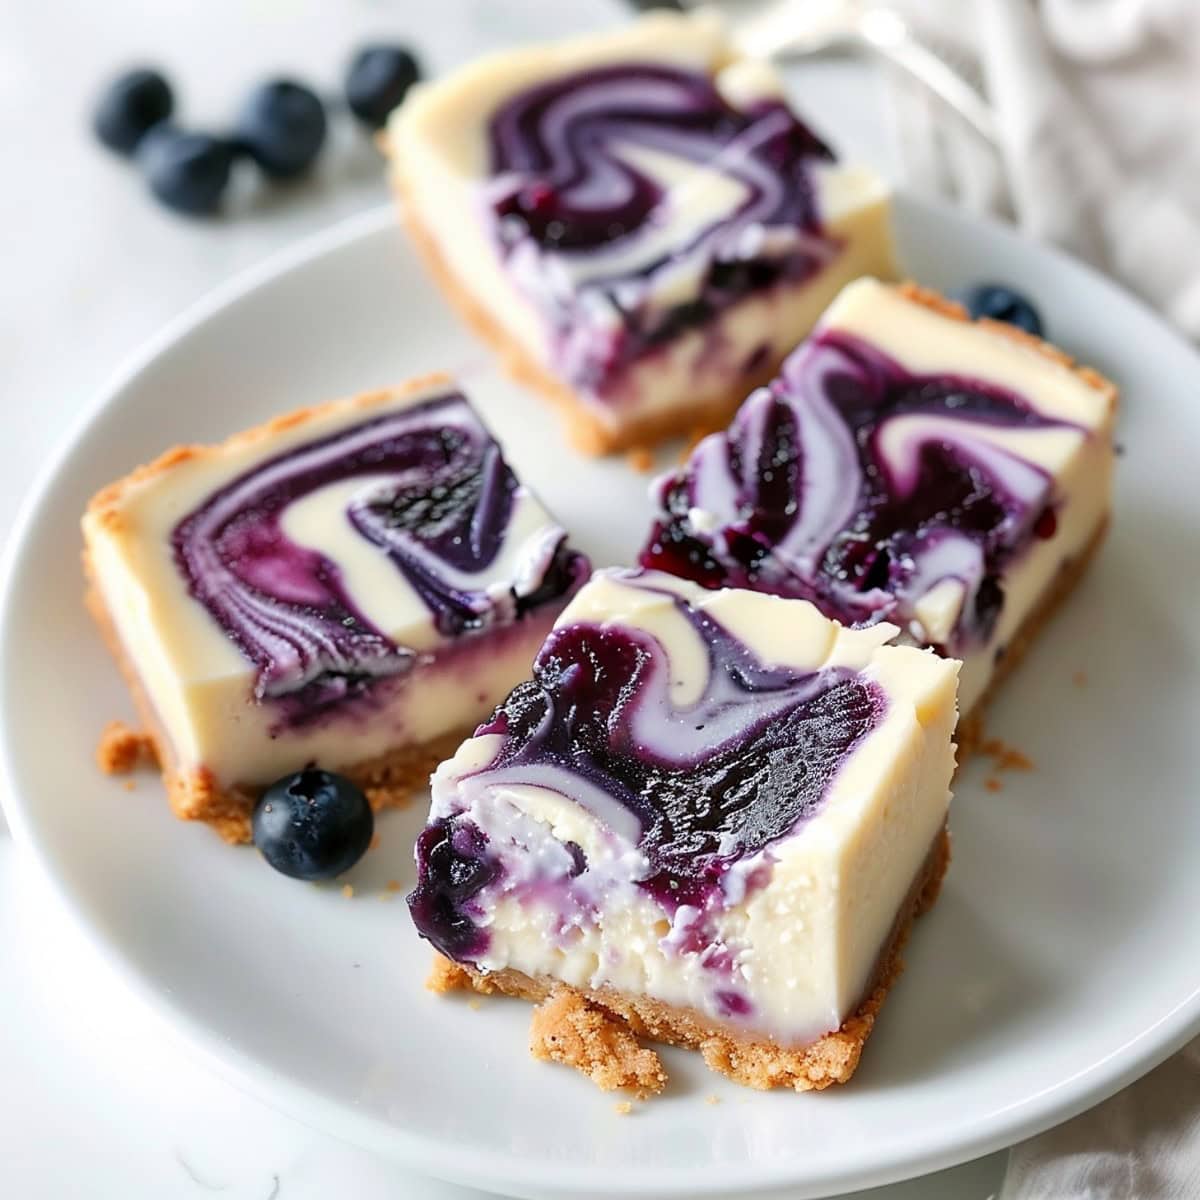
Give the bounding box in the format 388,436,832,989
409,575,883,960
172,390,588,713
485,64,837,395
641,331,1080,651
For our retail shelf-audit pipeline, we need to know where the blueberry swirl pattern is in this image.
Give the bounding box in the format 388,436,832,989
642,331,1081,650
486,64,837,393
409,574,882,959
172,390,585,707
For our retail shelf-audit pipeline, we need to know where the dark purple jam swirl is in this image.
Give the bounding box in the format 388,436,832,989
409,579,883,959
172,390,585,713
641,331,1078,650
486,64,836,394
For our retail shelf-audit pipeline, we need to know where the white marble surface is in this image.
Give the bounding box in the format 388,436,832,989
0,1,1005,1195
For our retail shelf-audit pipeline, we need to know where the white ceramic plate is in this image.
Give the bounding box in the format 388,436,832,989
3,199,1200,1200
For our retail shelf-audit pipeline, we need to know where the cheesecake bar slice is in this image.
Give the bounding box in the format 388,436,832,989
641,279,1117,742
409,569,959,1092
386,11,894,455
84,376,590,843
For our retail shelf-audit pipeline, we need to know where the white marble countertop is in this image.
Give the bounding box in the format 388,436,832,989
0,1,1006,1195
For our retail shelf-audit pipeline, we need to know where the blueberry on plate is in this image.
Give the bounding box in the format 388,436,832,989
136,126,234,215
234,79,327,178
253,768,374,881
93,67,174,156
960,283,1044,337
345,44,421,128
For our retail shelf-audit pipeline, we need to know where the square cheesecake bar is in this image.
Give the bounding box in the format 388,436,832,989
641,279,1117,740
84,375,589,843
386,11,894,454
409,569,959,1093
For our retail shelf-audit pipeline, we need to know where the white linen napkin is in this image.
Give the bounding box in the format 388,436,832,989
886,0,1200,338
999,1040,1200,1199
882,2,1200,1194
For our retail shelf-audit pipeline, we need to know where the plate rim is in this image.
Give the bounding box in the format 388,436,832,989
4,196,1200,1199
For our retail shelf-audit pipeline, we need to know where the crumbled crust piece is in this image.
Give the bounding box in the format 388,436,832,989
530,988,667,1098
426,955,475,994
95,720,157,774
980,737,1034,772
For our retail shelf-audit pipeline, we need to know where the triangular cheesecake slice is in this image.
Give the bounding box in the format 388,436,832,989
409,568,958,1092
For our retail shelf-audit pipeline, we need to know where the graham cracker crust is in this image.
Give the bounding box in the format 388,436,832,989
428,824,951,1096
391,169,781,457
85,566,469,844
956,516,1109,761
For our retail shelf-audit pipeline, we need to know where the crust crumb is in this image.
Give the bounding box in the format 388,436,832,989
613,1101,633,1116
530,988,667,1097
980,737,1034,772
385,879,403,893
467,997,483,1011
705,1093,721,1106
1072,670,1088,688
123,779,137,792
96,721,157,775
626,446,656,473
426,953,475,994
984,777,1004,793
369,832,381,851
341,884,355,899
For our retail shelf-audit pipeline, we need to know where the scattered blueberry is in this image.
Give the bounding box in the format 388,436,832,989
235,80,327,178
961,284,1044,337
253,768,374,881
93,68,174,156
345,44,421,128
136,126,234,215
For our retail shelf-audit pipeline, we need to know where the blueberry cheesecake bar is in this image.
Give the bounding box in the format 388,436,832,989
83,376,589,843
385,11,894,454
409,569,958,1093
641,279,1117,744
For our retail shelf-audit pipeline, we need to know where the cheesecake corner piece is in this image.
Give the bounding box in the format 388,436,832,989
83,378,589,842
385,11,895,454
409,568,958,1093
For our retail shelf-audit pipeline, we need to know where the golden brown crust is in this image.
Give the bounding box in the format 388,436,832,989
84,374,456,528
85,560,467,844
434,826,951,1095
530,988,668,1097
897,281,1119,413
95,720,156,774
392,170,780,456
956,517,1108,761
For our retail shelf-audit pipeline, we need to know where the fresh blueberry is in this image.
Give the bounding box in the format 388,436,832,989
93,68,174,156
253,768,374,881
345,44,421,128
960,283,1044,337
137,126,233,215
234,80,327,178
